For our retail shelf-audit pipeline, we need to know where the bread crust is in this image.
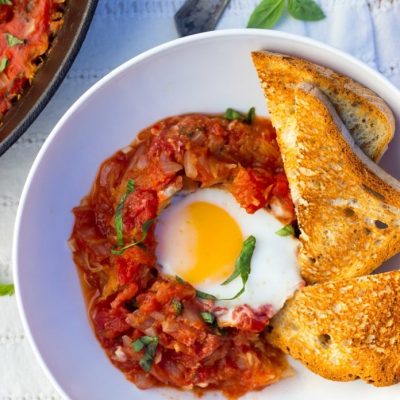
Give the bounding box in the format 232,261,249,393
252,51,395,161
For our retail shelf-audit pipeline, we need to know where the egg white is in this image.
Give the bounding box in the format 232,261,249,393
155,188,303,327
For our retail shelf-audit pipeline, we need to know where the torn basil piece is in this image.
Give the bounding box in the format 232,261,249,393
275,224,294,236
171,298,183,315
114,179,135,247
200,311,215,325
0,282,14,296
223,107,256,124
112,217,154,255
6,33,25,47
132,335,159,372
0,57,8,73
220,235,256,300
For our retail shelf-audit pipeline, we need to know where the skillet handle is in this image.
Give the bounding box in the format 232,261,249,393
174,0,231,37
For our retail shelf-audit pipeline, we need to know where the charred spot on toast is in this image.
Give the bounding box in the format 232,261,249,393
265,325,274,333
344,207,355,217
374,220,388,230
318,333,332,348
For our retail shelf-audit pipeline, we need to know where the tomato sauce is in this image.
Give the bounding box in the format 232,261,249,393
70,114,295,398
0,0,64,118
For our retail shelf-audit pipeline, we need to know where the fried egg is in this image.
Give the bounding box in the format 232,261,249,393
155,188,302,328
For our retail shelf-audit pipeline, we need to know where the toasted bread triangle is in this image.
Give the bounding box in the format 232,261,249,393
274,83,400,283
266,270,400,386
251,51,395,161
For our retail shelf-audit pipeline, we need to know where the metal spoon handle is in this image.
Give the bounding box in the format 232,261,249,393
175,0,231,37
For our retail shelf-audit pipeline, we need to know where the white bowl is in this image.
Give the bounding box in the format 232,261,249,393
14,29,400,400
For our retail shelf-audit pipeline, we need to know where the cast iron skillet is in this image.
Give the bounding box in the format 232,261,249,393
0,0,98,156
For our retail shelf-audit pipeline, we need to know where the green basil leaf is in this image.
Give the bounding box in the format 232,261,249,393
247,0,286,29
288,0,325,21
0,57,8,73
115,179,135,246
132,338,145,352
0,282,14,296
5,33,25,47
126,179,135,193
200,311,215,325
132,335,158,352
224,107,255,124
139,340,158,372
140,335,158,345
223,108,245,121
133,336,159,372
175,275,186,285
111,217,154,255
195,289,218,301
222,236,256,286
221,260,241,286
111,243,133,255
171,298,183,315
0,0,12,4
246,107,256,124
221,286,246,301
141,219,154,236
220,236,256,300
275,223,294,236
139,353,152,372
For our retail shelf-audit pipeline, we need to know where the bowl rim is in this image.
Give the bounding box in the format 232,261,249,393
13,28,400,399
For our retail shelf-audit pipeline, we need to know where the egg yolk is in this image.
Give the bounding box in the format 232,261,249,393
175,201,244,284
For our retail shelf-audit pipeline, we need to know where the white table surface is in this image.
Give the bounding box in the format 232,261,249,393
1,0,400,398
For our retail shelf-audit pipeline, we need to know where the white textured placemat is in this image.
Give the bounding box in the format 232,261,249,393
1,0,399,398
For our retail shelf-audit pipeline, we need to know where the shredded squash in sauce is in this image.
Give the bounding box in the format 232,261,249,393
70,114,295,399
0,0,65,118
